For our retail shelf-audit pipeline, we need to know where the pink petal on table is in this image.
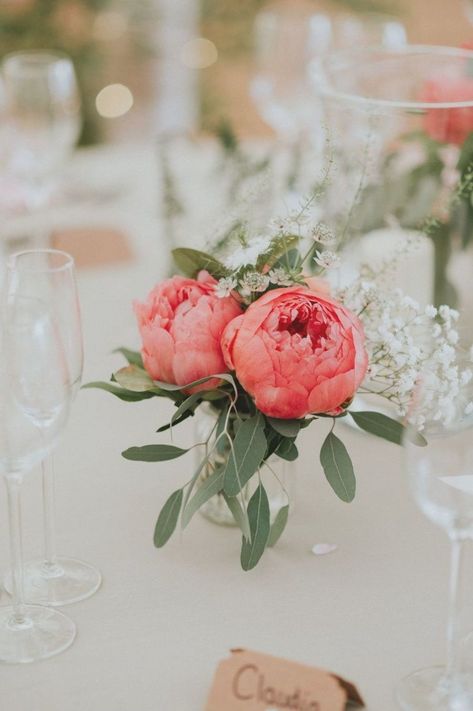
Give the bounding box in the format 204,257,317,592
312,543,338,556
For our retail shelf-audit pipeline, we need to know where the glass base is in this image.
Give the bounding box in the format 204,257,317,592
0,604,76,663
4,557,102,607
396,666,473,710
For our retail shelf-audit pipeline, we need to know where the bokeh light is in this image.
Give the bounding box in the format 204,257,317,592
180,38,218,69
95,84,134,119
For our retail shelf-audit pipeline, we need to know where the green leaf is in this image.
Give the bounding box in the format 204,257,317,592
320,431,356,503
267,505,289,547
113,347,144,368
240,484,271,571
153,489,183,548
267,417,301,438
82,381,155,402
153,373,237,398
181,468,225,528
114,365,156,392
172,248,229,279
256,234,300,270
215,403,230,455
349,410,406,446
122,444,189,462
276,438,298,462
171,392,202,425
156,410,194,433
223,493,251,540
223,413,267,496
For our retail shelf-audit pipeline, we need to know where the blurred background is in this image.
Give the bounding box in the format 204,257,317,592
1,0,472,146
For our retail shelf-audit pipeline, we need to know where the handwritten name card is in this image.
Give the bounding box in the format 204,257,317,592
205,649,364,711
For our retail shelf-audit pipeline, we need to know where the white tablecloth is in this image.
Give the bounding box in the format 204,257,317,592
1,143,470,711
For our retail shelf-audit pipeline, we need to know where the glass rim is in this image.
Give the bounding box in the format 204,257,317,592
2,49,73,76
8,249,75,274
312,44,473,111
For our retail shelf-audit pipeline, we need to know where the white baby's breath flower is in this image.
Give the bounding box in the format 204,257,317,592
239,271,270,296
465,402,473,416
314,250,340,269
311,222,336,245
268,267,294,286
461,369,473,385
214,277,237,298
425,305,437,319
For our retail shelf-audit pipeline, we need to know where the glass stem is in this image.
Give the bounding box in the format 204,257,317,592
446,535,467,681
5,476,26,625
42,454,59,570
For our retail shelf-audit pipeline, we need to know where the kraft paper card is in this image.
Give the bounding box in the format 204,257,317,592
205,649,364,711
51,227,133,269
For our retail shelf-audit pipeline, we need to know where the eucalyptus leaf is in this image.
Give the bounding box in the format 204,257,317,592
171,392,202,425
181,468,225,528
153,489,183,548
114,365,156,392
223,493,251,540
275,439,299,462
267,417,301,438
349,410,406,445
240,484,270,571
320,431,356,503
113,347,144,368
82,381,155,402
267,505,289,548
223,413,267,496
122,444,189,462
172,248,229,279
153,373,237,398
156,410,194,432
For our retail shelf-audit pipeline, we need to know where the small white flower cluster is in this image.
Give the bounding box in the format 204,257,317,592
239,271,270,296
340,278,473,429
314,250,341,269
223,235,273,271
311,222,336,245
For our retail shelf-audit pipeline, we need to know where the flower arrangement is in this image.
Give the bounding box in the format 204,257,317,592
86,197,472,570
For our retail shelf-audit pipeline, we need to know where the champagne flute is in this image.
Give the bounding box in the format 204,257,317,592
397,373,473,709
1,51,81,213
0,295,75,663
4,249,101,606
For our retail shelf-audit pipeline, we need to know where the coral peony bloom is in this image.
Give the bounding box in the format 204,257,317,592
420,76,473,146
222,286,368,419
134,271,242,390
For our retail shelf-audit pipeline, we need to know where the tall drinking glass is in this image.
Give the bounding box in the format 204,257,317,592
397,374,473,709
0,296,75,663
1,51,81,212
4,250,101,606
311,46,473,321
251,6,406,143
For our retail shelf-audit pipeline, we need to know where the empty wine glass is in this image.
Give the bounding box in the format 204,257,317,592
250,6,407,143
397,372,473,709
1,51,81,212
4,250,101,606
0,295,75,663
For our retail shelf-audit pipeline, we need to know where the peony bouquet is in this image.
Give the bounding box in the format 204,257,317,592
86,203,472,570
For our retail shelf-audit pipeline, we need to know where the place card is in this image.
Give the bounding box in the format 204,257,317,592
205,649,364,711
51,227,133,269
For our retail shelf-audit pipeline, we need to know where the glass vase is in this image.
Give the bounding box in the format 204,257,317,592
195,403,295,527
311,46,473,328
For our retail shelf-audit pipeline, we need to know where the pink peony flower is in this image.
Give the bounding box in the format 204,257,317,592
134,271,242,391
221,286,368,419
420,75,473,146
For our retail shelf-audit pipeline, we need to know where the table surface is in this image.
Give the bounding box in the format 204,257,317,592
0,143,469,711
